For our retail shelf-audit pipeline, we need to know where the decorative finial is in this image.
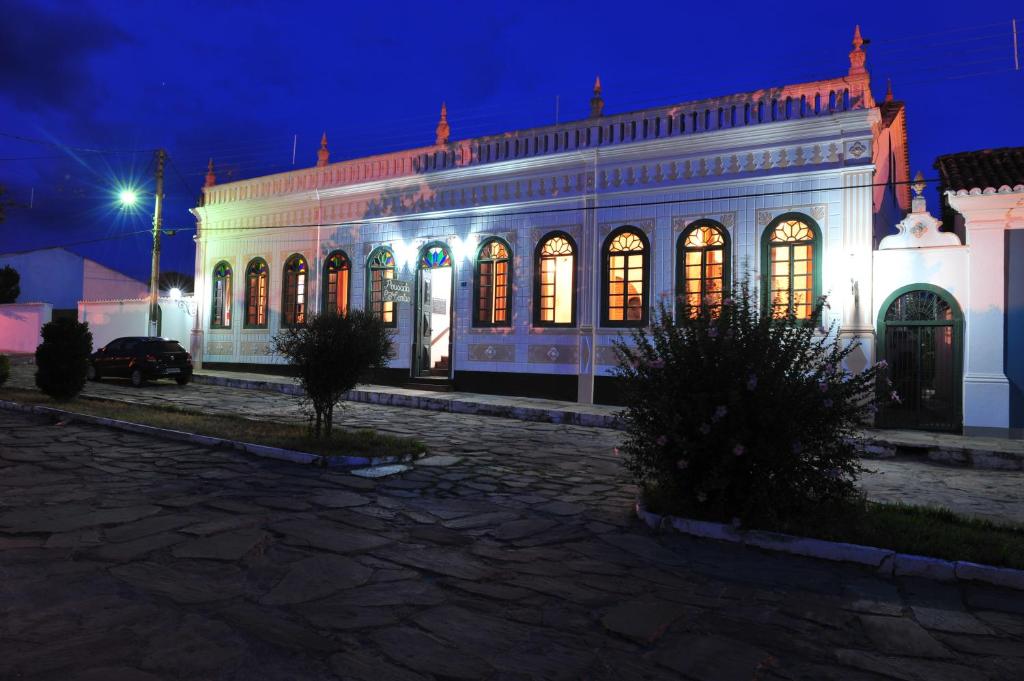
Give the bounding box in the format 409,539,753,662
885,78,893,103
849,24,868,76
912,170,926,197
317,132,330,167
204,158,216,187
590,76,604,118
911,170,928,213
435,102,450,145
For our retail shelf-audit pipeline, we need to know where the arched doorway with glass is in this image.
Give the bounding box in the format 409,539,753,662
876,284,963,432
414,242,454,378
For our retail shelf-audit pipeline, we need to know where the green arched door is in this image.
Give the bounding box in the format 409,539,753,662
877,285,963,432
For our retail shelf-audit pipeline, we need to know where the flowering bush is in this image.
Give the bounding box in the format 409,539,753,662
613,280,882,525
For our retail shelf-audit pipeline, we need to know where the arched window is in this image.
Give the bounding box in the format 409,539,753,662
210,261,232,328
244,258,269,328
322,250,350,316
474,238,512,327
534,232,576,327
602,227,649,326
281,254,308,326
761,214,822,320
367,247,397,327
677,221,730,318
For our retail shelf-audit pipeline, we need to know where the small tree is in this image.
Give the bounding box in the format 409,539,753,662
272,310,392,437
0,354,9,387
0,265,19,303
613,279,883,526
35,318,93,401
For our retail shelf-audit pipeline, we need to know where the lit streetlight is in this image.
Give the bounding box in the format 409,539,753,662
115,149,167,337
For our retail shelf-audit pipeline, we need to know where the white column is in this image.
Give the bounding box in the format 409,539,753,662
577,154,598,403
840,169,875,336
839,169,875,372
190,230,206,369
949,193,1012,436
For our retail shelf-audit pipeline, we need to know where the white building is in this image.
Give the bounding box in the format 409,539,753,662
0,247,148,314
187,28,1024,436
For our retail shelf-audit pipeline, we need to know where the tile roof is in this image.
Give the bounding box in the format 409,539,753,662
934,147,1024,195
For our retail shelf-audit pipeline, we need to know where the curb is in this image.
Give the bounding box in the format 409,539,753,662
0,399,417,469
191,372,623,430
635,501,1024,591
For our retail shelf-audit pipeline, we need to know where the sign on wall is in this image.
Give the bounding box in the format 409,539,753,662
382,279,412,303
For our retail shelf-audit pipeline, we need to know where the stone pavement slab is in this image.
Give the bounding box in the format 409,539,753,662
2,409,1024,680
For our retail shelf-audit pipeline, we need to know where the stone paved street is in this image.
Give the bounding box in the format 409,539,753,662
7,363,1024,526
3,406,1024,680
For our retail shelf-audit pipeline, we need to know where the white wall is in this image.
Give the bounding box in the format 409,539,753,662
872,246,969,325
79,297,195,350
0,302,52,353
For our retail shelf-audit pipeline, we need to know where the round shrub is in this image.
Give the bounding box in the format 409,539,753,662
0,353,9,387
35,318,93,401
613,280,882,526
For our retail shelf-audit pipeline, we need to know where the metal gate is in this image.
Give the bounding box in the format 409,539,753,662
877,287,962,432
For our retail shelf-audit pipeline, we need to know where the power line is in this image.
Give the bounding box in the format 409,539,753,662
1,228,196,254
200,176,942,235
0,131,157,155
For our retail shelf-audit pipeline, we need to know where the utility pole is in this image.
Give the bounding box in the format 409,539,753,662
149,148,166,336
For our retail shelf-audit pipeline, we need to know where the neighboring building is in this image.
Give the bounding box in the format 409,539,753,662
0,247,148,316
191,30,914,412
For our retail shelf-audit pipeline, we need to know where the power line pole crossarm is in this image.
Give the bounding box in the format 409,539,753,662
149,148,166,337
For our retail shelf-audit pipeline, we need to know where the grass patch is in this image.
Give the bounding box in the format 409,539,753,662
0,387,427,461
645,485,1024,570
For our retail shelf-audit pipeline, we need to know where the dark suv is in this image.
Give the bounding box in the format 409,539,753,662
87,337,193,387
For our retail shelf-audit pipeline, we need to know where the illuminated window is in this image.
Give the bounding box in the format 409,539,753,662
677,221,729,318
474,238,511,327
367,247,397,327
323,250,350,316
762,214,821,320
210,261,232,328
244,258,268,328
282,254,308,326
602,228,648,326
534,233,576,326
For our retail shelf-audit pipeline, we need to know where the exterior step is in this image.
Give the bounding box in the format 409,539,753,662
404,377,454,392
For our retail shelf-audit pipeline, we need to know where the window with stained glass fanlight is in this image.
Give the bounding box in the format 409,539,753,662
211,261,232,328
367,247,397,326
323,250,350,316
536,234,575,326
244,258,269,328
282,255,308,326
767,218,816,320
678,222,727,318
604,228,647,326
475,239,511,326
420,245,451,269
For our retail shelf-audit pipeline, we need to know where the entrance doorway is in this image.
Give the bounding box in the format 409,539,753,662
415,243,453,378
877,285,963,432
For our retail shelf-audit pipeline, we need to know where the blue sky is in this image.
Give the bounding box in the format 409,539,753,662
1,0,1021,283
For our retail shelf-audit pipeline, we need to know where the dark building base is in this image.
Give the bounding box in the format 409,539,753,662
200,362,629,406
454,370,577,402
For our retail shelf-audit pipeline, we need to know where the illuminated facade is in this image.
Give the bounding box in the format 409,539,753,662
194,27,995,422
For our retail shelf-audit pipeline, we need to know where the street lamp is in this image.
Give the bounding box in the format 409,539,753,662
116,148,167,337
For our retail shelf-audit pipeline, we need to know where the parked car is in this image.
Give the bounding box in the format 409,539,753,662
87,337,193,387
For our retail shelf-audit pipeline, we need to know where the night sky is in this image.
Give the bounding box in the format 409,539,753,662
1,0,1021,286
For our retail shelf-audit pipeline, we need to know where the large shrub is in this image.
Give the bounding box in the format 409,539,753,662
0,265,19,303
272,310,392,437
35,318,93,401
613,280,882,526
0,353,9,387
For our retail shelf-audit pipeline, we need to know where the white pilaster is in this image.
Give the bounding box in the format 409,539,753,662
840,169,875,353
948,192,1016,436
